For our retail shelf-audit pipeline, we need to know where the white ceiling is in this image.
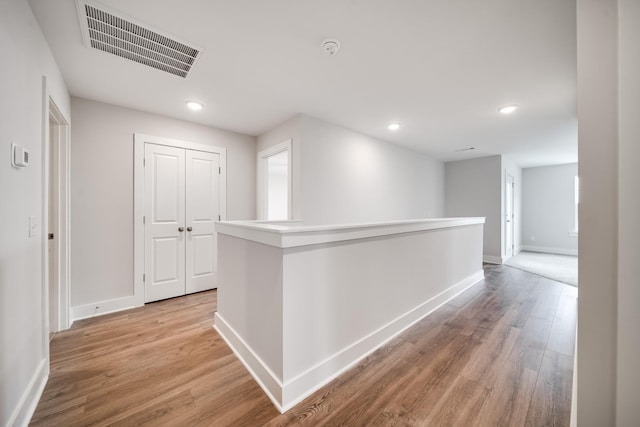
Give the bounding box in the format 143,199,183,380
29,0,577,168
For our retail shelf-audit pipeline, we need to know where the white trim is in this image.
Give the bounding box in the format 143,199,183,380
71,295,140,321
214,314,285,413
215,270,484,412
483,255,504,264
6,358,48,427
257,139,292,220
568,231,579,237
521,245,578,256
41,76,73,353
40,77,50,361
133,133,227,308
217,217,486,249
45,98,72,332
570,330,578,427
133,138,145,309
504,173,515,259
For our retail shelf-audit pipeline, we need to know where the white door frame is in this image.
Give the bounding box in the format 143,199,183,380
505,174,515,259
134,134,226,305
42,93,71,336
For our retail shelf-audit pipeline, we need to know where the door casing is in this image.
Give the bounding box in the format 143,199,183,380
42,96,71,334
505,174,515,259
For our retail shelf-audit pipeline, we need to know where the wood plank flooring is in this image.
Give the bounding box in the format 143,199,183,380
31,264,576,426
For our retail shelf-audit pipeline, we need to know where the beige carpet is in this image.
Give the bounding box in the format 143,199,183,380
506,251,578,286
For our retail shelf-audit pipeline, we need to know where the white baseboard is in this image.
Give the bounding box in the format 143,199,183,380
521,245,578,256
483,255,503,264
215,270,484,413
279,270,485,411
213,313,285,413
570,331,578,427
6,358,48,427
71,295,142,322
484,244,525,265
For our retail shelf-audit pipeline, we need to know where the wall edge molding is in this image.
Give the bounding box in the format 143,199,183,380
213,313,285,413
6,358,48,427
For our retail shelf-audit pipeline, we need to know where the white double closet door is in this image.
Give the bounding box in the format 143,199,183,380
144,143,220,303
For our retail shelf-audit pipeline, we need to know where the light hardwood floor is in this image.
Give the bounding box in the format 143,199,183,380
31,264,576,426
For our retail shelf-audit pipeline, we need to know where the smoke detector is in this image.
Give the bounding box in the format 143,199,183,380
321,39,341,56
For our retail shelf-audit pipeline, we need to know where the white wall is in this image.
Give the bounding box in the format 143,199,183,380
616,0,640,424
521,163,578,255
445,155,502,262
70,97,256,308
576,0,618,425
0,0,70,425
300,116,444,224
502,156,523,256
257,114,445,225
445,155,523,263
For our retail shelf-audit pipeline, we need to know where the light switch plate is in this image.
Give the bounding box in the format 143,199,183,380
29,216,38,238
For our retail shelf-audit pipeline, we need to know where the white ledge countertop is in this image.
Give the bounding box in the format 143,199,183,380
215,217,485,249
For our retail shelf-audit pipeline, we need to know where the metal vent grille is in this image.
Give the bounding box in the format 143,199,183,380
78,2,201,78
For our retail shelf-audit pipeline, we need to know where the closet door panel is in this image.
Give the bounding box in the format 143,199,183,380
144,144,186,303
186,150,220,293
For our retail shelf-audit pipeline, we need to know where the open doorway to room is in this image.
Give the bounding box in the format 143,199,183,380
45,99,71,335
257,139,292,221
508,163,579,287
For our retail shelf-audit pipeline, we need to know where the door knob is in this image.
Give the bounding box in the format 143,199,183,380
178,227,184,232
187,226,193,232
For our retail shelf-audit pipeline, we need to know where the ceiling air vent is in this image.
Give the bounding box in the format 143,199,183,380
76,1,202,78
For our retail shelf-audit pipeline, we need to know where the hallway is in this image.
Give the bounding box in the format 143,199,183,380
32,264,576,426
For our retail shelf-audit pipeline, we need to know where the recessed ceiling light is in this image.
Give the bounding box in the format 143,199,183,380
499,105,519,114
186,101,204,111
388,123,401,131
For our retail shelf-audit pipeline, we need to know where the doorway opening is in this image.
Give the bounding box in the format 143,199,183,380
257,139,292,220
45,99,71,334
